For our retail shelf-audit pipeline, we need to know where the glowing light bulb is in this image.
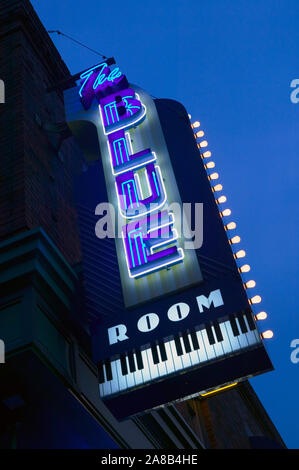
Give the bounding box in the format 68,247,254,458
188,114,191,119
193,121,200,128
255,311,267,320
249,295,261,304
225,221,236,230
220,209,231,217
208,172,219,180
205,161,215,169
199,140,208,148
238,264,250,273
234,249,246,259
202,151,211,158
244,280,256,288
230,235,241,244
217,195,227,204
196,130,205,138
261,330,273,339
212,184,223,192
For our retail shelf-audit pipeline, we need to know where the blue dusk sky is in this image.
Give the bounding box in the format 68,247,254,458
31,0,298,448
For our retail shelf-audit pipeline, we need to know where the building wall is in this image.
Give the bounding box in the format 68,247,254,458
0,0,83,265
176,381,285,449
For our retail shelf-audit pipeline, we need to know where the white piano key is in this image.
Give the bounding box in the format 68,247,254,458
235,318,249,349
187,333,200,366
201,328,217,360
250,321,261,342
169,339,184,371
219,322,233,355
224,321,242,351
102,365,112,397
124,357,136,389
254,329,261,342
115,358,128,392
156,347,168,377
211,325,225,358
243,316,259,346
146,348,160,380
110,360,120,395
99,382,104,397
195,330,208,363
180,338,192,369
164,341,176,375
141,349,152,384
132,353,144,386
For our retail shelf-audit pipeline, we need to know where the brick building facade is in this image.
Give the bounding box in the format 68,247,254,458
0,0,82,265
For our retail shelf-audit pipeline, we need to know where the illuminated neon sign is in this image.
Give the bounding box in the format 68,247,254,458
79,62,128,110
79,66,184,278
122,211,182,278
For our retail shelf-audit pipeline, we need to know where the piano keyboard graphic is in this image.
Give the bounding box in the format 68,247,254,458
98,311,261,398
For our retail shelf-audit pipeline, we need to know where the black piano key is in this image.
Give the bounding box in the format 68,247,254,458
245,309,256,331
174,336,184,356
206,323,216,345
182,333,192,353
236,312,248,334
190,331,200,350
213,321,223,342
229,314,240,336
151,344,160,364
158,341,167,362
98,362,105,384
104,360,113,381
135,350,144,370
120,355,128,375
127,352,136,373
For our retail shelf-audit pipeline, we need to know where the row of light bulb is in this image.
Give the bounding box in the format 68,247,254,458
189,116,273,340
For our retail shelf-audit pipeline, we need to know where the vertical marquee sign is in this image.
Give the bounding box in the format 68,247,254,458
96,84,184,278
65,59,273,420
